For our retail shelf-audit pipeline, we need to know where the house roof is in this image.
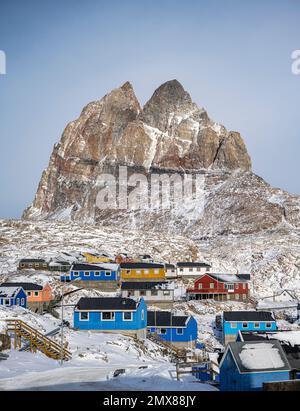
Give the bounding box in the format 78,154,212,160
0,286,24,298
1,282,43,291
224,340,291,374
75,297,139,311
120,262,164,269
223,311,275,322
165,264,176,269
282,344,300,371
177,262,211,268
206,273,250,283
121,282,172,290
147,311,189,327
19,258,47,263
71,262,119,271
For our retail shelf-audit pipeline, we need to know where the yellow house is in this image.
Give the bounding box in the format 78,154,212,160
120,262,166,281
83,252,113,264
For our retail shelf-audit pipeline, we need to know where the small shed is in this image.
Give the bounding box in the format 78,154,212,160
219,340,291,391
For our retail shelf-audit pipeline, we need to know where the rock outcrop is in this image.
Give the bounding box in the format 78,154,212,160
23,79,253,223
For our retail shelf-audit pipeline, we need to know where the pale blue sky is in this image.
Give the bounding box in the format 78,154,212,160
0,0,300,218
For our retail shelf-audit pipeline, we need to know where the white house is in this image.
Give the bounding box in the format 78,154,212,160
263,290,297,303
121,281,174,303
176,262,211,278
165,264,177,279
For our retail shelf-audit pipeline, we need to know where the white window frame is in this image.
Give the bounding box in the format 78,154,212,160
141,310,144,321
73,271,79,277
198,283,203,289
176,328,184,335
159,328,167,335
84,271,90,277
154,269,159,274
79,312,89,321
136,269,141,274
21,298,25,305
163,290,170,296
104,271,111,277
144,269,149,274
16,298,20,305
231,322,237,329
94,271,100,277
254,322,260,329
242,322,248,329
34,291,39,297
4,299,10,306
123,312,133,321
27,291,32,296
101,312,115,321
265,322,272,328
210,283,214,289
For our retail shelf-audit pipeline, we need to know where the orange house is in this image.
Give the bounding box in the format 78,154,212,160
1,282,53,312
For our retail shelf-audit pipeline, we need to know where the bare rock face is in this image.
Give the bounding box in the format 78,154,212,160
23,78,299,240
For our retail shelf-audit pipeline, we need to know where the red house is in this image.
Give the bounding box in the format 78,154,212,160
186,273,250,302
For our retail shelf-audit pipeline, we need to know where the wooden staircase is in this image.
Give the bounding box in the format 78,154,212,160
5,319,72,361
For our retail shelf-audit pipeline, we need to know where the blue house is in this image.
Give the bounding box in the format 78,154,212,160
219,340,291,391
147,311,198,348
223,311,277,345
60,262,120,282
0,286,27,308
74,297,147,340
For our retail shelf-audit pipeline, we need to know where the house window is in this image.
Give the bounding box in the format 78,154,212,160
154,269,159,274
198,283,203,289
35,263,39,268
123,312,133,321
94,271,100,276
225,284,234,290
163,290,170,296
140,290,146,296
28,263,33,268
235,294,239,300
235,284,239,289
16,298,20,305
102,312,115,321
243,294,246,300
84,271,90,277
151,290,158,296
136,270,141,274
21,298,25,305
231,322,237,328
210,283,214,289
254,322,260,328
21,263,25,268
34,291,39,297
144,269,149,274
73,271,79,277
80,312,89,321
160,328,167,335
189,268,193,272
197,267,201,271
141,310,145,321
176,328,184,335
27,291,32,296
243,283,246,289
179,268,183,272
5,299,10,306
242,323,248,329
105,271,111,277
265,322,272,328
43,263,47,268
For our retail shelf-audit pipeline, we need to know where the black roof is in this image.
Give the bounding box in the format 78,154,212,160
165,264,176,268
177,262,211,268
19,259,47,263
120,262,164,269
76,297,139,311
207,273,250,282
71,263,116,271
1,282,43,291
121,282,170,290
282,344,300,371
226,340,290,373
239,331,271,342
147,311,189,327
223,311,275,322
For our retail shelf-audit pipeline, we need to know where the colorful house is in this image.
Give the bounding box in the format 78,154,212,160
147,311,198,348
0,286,27,308
121,282,174,305
60,263,120,288
1,282,53,313
187,273,250,302
74,297,147,339
176,262,211,278
219,340,291,391
223,311,277,345
83,252,113,263
18,258,48,270
120,262,166,281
